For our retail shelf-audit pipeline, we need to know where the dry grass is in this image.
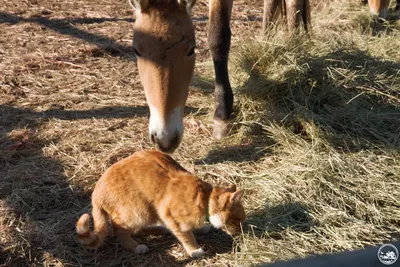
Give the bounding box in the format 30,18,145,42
1,0,399,266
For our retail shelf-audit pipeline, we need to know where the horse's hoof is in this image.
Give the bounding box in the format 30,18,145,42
213,119,229,139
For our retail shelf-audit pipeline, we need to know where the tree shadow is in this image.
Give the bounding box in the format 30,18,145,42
0,104,200,125
245,202,315,239
1,104,148,121
0,12,135,59
0,12,135,25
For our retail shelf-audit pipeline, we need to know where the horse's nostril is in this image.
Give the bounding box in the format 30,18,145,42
150,132,181,153
150,133,157,144
170,133,180,148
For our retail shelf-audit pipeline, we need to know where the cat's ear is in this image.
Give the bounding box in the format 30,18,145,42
228,184,237,192
230,190,243,203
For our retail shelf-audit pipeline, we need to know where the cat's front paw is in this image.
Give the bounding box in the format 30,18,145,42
190,248,205,258
135,244,149,254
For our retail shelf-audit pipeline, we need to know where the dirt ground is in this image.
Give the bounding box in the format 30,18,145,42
1,0,399,266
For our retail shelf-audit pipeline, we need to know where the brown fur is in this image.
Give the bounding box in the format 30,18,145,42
207,0,234,139
367,0,391,19
131,0,312,153
132,0,196,153
262,0,311,34
76,150,245,257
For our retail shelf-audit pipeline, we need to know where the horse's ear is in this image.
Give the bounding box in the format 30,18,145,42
178,0,196,15
130,0,150,13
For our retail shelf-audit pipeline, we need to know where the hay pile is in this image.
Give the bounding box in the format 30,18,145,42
1,0,399,266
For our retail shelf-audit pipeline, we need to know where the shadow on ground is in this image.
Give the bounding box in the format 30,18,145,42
237,47,400,153
195,134,275,164
191,75,215,94
245,202,315,238
0,104,143,266
0,12,135,59
0,106,90,265
0,104,205,266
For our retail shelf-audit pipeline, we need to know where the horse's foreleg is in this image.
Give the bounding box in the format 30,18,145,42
262,0,281,34
285,0,304,34
396,0,400,17
208,0,234,139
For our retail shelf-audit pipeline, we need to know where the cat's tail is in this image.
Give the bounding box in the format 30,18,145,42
76,205,108,249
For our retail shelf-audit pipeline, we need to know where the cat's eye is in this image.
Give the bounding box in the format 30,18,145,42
133,48,142,57
187,47,195,57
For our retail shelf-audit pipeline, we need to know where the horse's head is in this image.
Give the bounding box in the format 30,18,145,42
132,0,196,153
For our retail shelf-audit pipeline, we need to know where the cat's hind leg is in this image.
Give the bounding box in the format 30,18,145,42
114,226,149,254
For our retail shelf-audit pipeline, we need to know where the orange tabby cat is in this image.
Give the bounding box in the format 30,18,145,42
76,150,245,258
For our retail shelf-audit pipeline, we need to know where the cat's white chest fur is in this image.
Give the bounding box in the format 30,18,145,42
209,214,224,229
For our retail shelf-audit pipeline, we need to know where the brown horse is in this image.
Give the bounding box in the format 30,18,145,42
131,0,310,153
365,0,400,19
262,0,311,34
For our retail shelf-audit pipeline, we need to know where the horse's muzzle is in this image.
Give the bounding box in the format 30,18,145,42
150,131,181,153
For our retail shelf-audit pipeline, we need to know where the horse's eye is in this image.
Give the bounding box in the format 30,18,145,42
133,48,142,57
187,47,195,57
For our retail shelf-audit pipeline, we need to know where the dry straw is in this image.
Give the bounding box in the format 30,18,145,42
1,0,399,266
